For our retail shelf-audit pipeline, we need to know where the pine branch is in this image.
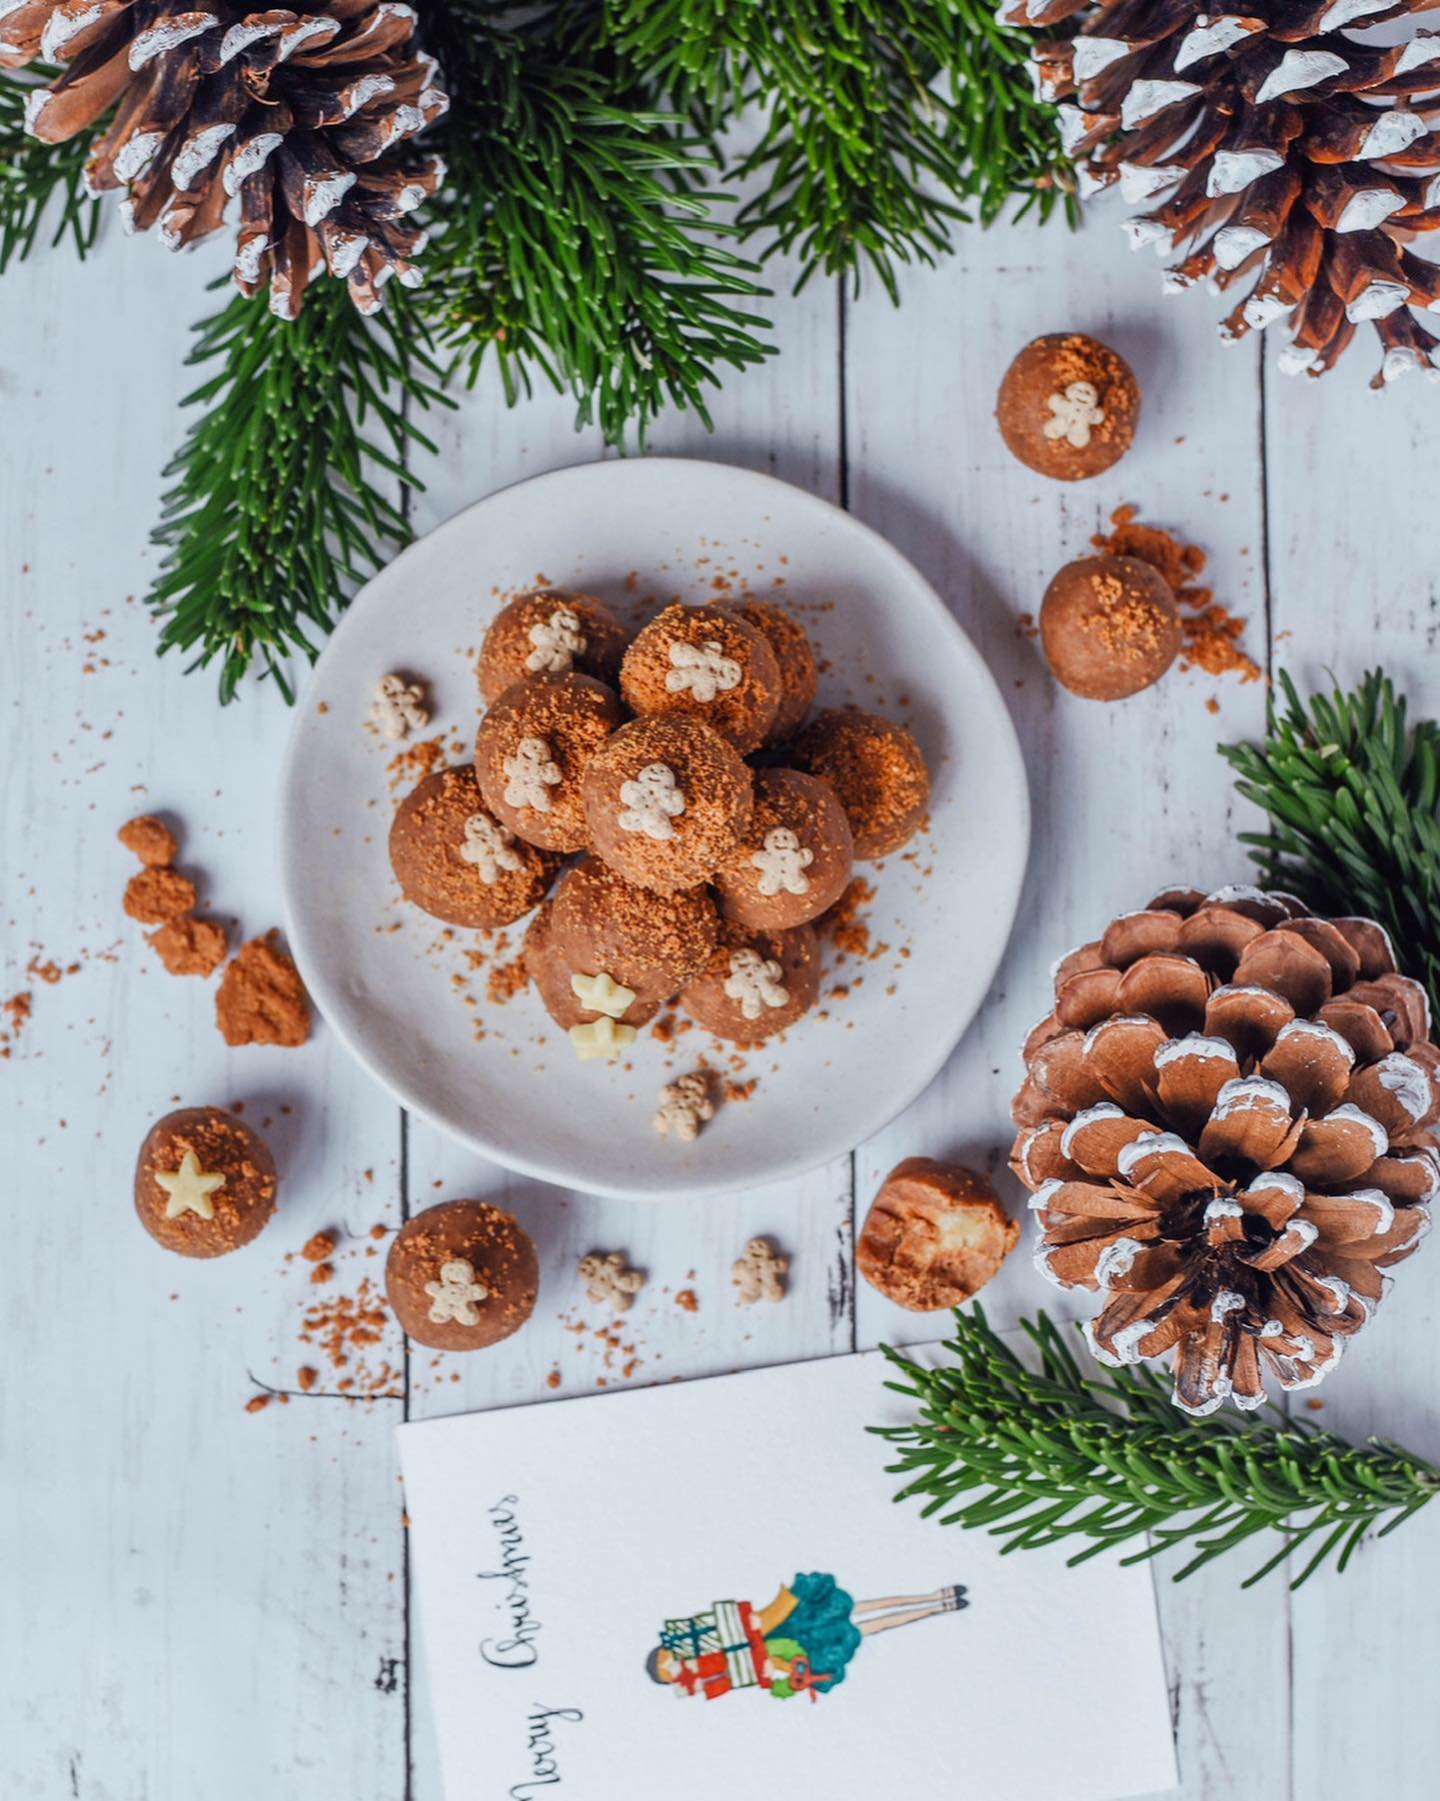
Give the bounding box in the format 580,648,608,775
422,1,774,446
873,1306,1438,1589
0,68,102,272
606,0,1075,300
149,282,450,702
1219,669,1440,1020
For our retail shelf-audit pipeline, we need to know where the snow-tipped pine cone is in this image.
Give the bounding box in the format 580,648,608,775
0,1,447,316
1011,884,1440,1416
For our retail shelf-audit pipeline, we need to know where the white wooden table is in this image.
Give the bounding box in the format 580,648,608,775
4,188,1439,1801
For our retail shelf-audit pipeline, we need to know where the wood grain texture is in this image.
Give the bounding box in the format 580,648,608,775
4,172,1437,1801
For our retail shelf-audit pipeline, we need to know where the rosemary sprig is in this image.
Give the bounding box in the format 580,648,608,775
149,282,450,702
606,0,1075,300
1220,669,1440,1020
874,1306,1438,1589
0,69,102,271
423,1,774,445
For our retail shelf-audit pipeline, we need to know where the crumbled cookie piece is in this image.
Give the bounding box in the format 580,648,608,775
118,814,177,866
215,930,311,1047
124,866,198,925
147,916,228,977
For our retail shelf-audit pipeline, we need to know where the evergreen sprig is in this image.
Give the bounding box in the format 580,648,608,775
874,1307,1438,1589
0,69,101,271
423,1,774,444
606,0,1074,299
149,282,450,701
1220,669,1440,1020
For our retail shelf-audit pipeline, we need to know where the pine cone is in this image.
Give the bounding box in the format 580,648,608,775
0,1,447,315
1004,0,1440,387
1011,885,1440,1416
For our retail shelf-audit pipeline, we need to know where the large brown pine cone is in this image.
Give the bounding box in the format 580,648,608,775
0,1,447,315
1005,0,1440,387
1011,885,1440,1416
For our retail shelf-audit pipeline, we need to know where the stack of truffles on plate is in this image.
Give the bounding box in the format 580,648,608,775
388,588,930,1060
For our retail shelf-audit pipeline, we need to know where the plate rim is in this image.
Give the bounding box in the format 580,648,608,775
277,455,1031,1199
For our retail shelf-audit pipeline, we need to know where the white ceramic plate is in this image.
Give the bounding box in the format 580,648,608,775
277,458,1028,1199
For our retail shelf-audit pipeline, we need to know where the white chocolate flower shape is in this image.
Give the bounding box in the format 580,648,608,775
459,812,524,884
664,638,742,702
1042,380,1105,449
525,606,586,674
424,1257,489,1326
751,827,813,898
723,947,788,1020
617,762,686,841
503,735,562,813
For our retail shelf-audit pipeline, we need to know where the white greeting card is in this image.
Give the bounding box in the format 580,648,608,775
398,1353,1179,1801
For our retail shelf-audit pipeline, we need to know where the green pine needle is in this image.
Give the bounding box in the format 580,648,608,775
0,69,102,272
873,1307,1438,1589
148,283,451,702
423,2,775,445
1219,669,1440,1020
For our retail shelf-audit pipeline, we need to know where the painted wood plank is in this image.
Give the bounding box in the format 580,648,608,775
841,193,1283,1801
0,231,408,1799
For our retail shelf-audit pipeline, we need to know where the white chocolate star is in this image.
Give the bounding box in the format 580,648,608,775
1042,380,1105,449
423,1257,489,1326
368,672,429,740
155,1149,227,1221
569,1016,638,1062
459,812,524,884
665,638,742,702
617,762,686,840
570,970,637,1020
653,1072,715,1143
723,947,789,1020
503,735,562,813
751,827,813,898
525,606,586,674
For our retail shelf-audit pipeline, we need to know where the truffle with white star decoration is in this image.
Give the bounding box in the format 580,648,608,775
1043,381,1105,449
665,639,743,702
617,762,686,840
459,812,524,884
424,1258,490,1326
723,948,789,1020
569,1016,638,1062
570,970,638,1020
503,735,563,813
526,607,587,674
155,1149,227,1221
751,827,814,898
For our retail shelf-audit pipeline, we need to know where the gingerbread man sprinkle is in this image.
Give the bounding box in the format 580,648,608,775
1042,381,1105,449
525,606,586,675
459,812,524,884
732,1236,788,1305
751,827,813,898
665,639,742,702
503,735,563,813
424,1257,489,1326
579,1250,645,1312
618,762,686,840
369,673,430,741
653,1071,715,1143
723,948,788,1020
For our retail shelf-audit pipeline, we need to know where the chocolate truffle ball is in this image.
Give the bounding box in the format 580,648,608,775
996,333,1139,481
620,601,781,753
729,599,817,746
678,919,820,1044
134,1106,278,1259
389,765,560,929
1040,553,1181,701
523,898,660,1030
475,672,623,853
790,706,929,859
857,1158,1018,1310
582,714,752,895
478,588,630,703
385,1199,538,1352
550,855,718,1005
713,768,853,931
